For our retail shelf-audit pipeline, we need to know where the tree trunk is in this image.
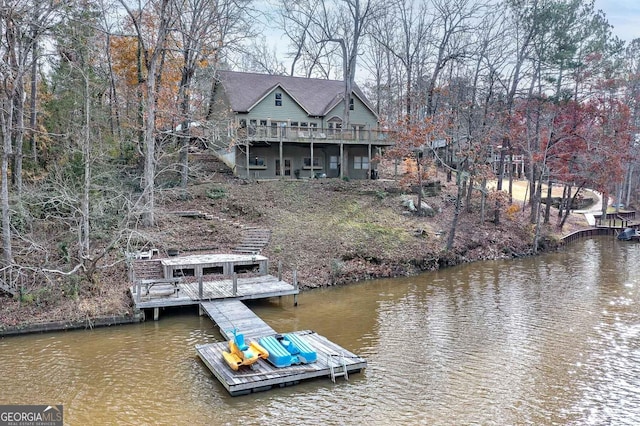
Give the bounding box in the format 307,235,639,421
559,183,584,230
1,98,13,264
13,84,25,196
465,177,473,212
544,178,552,224
480,178,487,224
30,40,38,164
81,74,91,258
446,171,465,251
178,53,193,193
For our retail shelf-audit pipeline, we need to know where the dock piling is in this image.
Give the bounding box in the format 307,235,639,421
293,269,298,306
233,273,238,296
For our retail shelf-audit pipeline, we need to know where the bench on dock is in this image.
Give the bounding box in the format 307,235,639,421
134,278,182,301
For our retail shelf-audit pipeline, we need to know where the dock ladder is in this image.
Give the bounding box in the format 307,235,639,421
327,353,349,383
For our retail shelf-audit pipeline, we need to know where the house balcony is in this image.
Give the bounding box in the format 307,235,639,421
238,126,394,146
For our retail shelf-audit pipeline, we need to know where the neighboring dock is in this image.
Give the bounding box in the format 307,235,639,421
197,299,367,396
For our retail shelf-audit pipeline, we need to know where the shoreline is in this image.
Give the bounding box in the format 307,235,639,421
0,312,144,338
1,228,609,339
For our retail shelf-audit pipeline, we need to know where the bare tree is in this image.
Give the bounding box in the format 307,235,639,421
370,0,433,119
280,0,378,127
0,0,61,271
240,36,287,75
120,0,176,227
175,0,255,192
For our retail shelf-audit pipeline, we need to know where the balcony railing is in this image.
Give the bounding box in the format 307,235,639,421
236,125,393,144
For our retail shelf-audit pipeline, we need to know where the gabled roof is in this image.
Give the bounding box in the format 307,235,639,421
215,70,376,118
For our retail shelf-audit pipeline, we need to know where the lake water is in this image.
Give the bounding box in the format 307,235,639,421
0,236,639,425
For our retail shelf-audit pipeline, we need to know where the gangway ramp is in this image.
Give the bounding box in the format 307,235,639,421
200,299,275,340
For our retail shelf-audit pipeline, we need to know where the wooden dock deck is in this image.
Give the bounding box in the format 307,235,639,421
129,254,299,319
197,299,367,396
130,274,298,310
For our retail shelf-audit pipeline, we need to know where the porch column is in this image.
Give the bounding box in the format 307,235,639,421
246,142,251,179
340,143,344,179
310,134,314,178
368,143,372,179
279,135,284,178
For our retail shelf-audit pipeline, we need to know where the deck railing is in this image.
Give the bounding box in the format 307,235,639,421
238,125,393,144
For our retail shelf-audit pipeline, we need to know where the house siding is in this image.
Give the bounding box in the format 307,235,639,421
247,89,310,122
324,96,378,128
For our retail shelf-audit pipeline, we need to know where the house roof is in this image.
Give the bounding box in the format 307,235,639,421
215,70,376,118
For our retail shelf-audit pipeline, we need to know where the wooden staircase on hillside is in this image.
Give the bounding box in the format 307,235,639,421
232,228,271,254
172,210,272,255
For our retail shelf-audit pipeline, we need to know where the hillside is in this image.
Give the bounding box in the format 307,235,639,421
0,155,589,328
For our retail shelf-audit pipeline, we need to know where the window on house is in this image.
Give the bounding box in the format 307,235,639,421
354,156,369,170
328,122,342,134
349,98,354,110
249,156,266,167
276,159,292,176
330,156,339,170
303,157,320,168
300,122,308,128
275,92,282,106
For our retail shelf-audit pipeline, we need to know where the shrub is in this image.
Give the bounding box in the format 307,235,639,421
207,187,227,200
505,203,520,220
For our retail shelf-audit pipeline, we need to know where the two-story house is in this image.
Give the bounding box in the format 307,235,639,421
206,70,393,180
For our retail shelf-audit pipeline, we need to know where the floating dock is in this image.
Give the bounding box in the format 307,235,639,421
197,300,367,396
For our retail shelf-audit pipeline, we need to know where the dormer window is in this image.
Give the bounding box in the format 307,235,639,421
275,92,282,106
349,97,354,110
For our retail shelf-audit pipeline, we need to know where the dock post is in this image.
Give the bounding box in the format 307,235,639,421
233,273,238,296
135,281,141,303
153,307,159,321
198,276,203,299
278,261,282,281
293,269,298,306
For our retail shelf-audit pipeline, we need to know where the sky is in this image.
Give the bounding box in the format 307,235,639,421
595,0,640,44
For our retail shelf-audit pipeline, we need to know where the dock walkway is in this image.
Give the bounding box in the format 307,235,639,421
197,299,367,396
200,300,275,340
